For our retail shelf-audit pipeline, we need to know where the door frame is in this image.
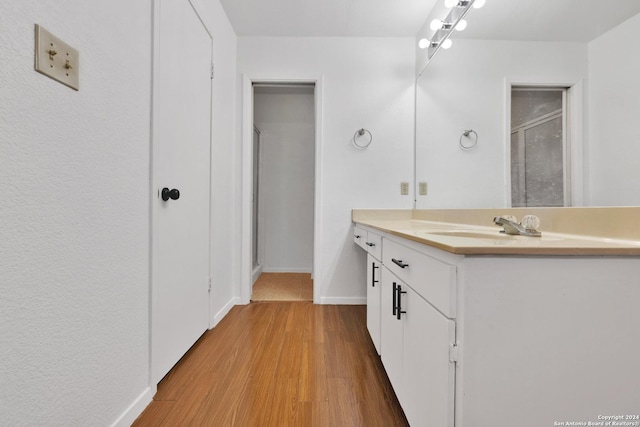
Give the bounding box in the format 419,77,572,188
503,77,585,207
241,74,324,304
150,0,214,386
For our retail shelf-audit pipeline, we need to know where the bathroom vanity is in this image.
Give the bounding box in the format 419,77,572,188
353,208,640,427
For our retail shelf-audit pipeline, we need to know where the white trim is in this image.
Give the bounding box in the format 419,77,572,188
241,74,324,306
109,387,154,427
503,77,585,207
211,297,240,329
320,297,367,305
149,0,161,394
251,264,263,286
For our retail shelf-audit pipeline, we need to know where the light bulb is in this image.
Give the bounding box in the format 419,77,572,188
444,0,458,7
473,0,485,8
430,19,443,31
456,19,467,31
442,39,453,49
418,38,429,49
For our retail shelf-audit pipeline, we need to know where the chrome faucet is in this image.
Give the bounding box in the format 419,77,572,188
493,216,541,237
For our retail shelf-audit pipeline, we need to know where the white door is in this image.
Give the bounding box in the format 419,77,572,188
402,286,456,427
152,0,212,382
366,254,381,354
380,267,404,400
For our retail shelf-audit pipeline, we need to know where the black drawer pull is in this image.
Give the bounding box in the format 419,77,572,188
392,258,409,269
396,284,407,320
392,282,397,316
371,263,379,287
366,242,375,247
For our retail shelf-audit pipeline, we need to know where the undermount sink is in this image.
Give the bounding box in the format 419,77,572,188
426,230,513,239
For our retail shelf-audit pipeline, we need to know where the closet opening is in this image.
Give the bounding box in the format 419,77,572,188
250,82,316,302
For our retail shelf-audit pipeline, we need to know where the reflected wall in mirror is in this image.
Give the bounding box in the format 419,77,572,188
415,0,640,209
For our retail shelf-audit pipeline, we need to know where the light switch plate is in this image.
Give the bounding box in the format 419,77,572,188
34,24,79,91
400,182,409,196
419,182,428,195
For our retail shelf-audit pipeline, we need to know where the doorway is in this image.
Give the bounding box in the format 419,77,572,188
251,83,315,302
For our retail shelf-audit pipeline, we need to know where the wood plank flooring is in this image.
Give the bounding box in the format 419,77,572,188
251,273,313,302
133,302,408,426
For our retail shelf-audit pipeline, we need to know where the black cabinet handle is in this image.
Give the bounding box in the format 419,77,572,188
396,284,407,320
371,263,379,287
392,258,409,269
354,235,361,239
366,242,375,247
392,282,397,316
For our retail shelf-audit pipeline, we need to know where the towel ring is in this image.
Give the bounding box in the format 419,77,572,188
353,128,373,149
459,129,478,150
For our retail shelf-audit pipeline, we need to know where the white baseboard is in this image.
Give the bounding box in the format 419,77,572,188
251,265,263,285
319,296,367,305
211,297,241,329
262,267,312,273
110,386,153,427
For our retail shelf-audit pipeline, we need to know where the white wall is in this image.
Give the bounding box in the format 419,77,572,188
0,1,151,425
415,39,587,209
254,87,315,273
238,37,415,303
587,12,640,206
0,0,239,424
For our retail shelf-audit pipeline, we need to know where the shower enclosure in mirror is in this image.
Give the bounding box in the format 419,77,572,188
510,87,567,208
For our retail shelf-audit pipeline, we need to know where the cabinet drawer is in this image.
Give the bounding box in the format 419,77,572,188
353,226,368,251
353,226,382,260
383,238,456,318
364,231,382,260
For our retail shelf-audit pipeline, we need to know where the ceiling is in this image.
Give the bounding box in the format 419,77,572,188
456,0,640,42
219,0,439,37
221,0,640,41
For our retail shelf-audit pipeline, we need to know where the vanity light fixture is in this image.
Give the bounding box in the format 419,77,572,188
445,0,484,8
418,38,449,50
421,0,480,60
418,38,431,49
430,18,468,31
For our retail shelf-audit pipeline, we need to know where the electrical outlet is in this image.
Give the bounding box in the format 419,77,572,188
34,24,79,91
400,182,409,195
419,182,428,195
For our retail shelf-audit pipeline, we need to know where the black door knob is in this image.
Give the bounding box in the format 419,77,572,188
161,188,180,201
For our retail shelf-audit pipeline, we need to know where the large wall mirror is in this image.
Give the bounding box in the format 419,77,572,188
415,0,640,209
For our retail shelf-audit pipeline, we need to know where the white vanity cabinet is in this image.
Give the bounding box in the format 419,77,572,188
354,222,640,427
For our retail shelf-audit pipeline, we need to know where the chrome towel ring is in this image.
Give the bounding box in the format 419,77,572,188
459,129,478,150
353,128,373,149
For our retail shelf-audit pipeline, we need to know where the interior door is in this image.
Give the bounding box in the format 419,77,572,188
153,0,212,382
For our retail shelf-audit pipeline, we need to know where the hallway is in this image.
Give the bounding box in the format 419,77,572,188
133,302,408,426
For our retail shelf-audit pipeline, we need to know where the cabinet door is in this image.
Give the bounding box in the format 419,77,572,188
366,254,382,355
402,288,456,427
380,267,404,400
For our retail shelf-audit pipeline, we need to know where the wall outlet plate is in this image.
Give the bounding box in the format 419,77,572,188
34,24,79,91
400,182,409,196
419,182,428,195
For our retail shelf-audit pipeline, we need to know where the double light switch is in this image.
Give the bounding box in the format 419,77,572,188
34,24,79,91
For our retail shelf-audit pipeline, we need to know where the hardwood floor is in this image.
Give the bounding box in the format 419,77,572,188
251,273,313,302
133,302,408,426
